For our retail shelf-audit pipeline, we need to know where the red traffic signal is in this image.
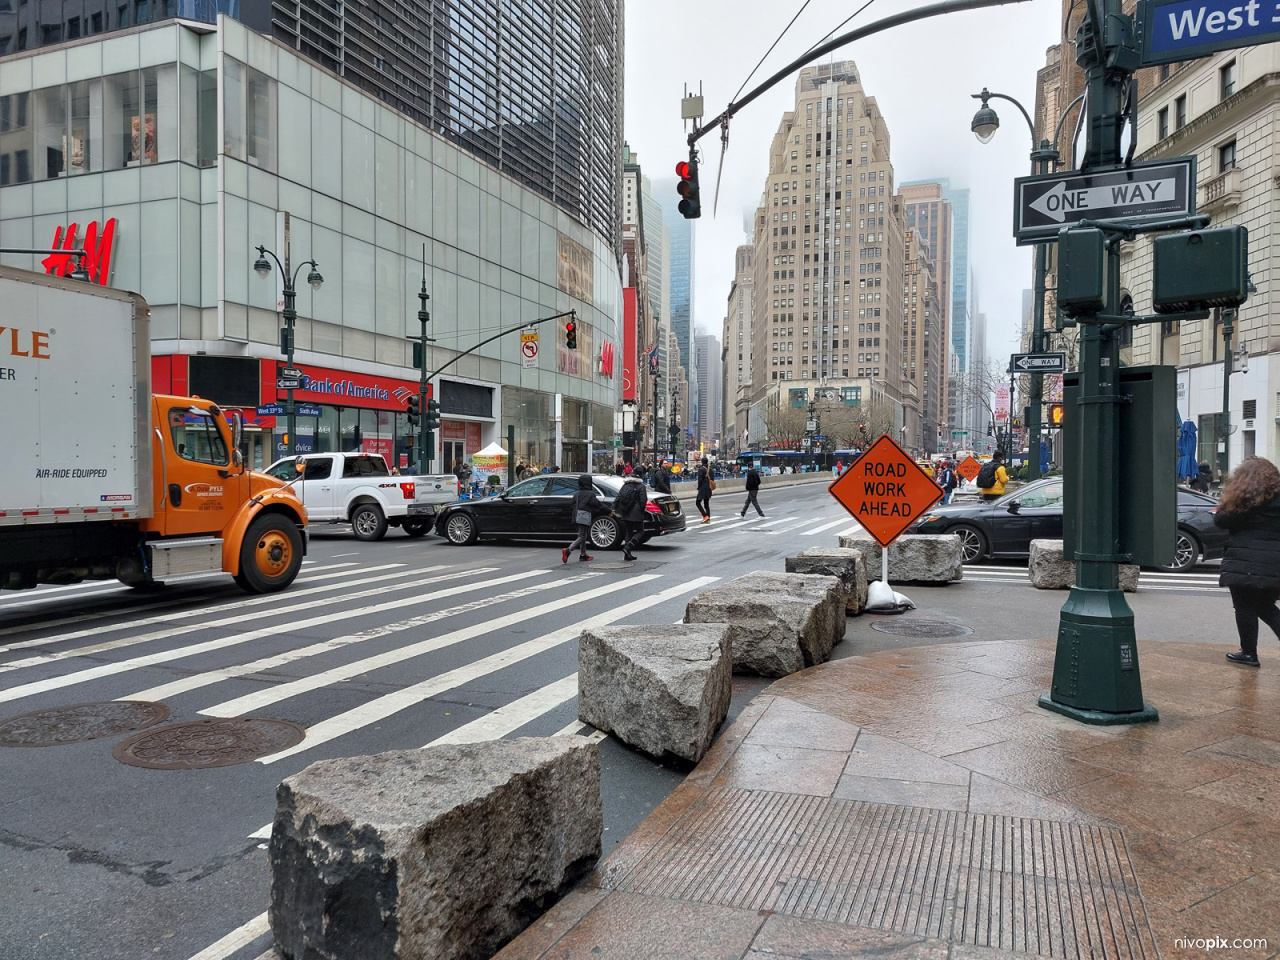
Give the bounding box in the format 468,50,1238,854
675,156,701,220
565,320,577,350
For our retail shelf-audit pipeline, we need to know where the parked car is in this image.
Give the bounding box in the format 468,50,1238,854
433,474,686,548
907,478,1224,572
265,452,458,541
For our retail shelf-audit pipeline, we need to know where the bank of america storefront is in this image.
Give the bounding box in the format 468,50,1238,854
0,17,622,472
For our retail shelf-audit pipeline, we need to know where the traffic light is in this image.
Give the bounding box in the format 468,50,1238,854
406,395,420,425
676,157,701,219
426,398,441,432
565,319,577,350
1048,402,1065,427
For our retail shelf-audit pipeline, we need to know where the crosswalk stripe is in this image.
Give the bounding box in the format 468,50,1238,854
836,525,861,537
0,568,504,705
211,573,663,724
696,516,755,533
0,563,411,646
761,518,825,535
184,912,269,960
426,674,579,746
125,570,583,703
0,566,463,669
256,575,720,765
805,517,852,535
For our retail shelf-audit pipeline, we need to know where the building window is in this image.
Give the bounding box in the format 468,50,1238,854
1220,60,1236,99
1158,107,1169,140
91,11,102,31
1175,95,1187,129
1219,140,1236,173
1160,63,1171,81
66,17,80,38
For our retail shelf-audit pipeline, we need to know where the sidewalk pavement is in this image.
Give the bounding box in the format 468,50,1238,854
497,636,1280,960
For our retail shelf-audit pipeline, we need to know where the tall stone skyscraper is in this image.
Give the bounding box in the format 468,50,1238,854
900,181,954,442
902,229,944,454
748,61,912,438
695,333,722,449
723,244,755,451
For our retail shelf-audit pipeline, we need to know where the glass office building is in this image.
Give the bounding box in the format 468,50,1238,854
0,16,624,472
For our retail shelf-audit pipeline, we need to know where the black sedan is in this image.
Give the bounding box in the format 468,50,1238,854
433,474,686,548
907,478,1225,572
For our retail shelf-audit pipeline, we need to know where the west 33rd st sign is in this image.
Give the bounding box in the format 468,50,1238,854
1141,0,1280,63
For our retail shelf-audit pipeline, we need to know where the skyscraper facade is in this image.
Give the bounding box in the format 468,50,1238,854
0,1,625,256
902,229,943,454
723,244,754,451
900,181,953,441
657,187,694,388
748,61,910,438
695,332,721,449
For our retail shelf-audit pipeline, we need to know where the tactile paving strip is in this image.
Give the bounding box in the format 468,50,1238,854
619,788,1155,959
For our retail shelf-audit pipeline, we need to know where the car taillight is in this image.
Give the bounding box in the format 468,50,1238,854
400,482,416,499
645,502,662,514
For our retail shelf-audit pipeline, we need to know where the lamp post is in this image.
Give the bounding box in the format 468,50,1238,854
669,385,680,461
651,372,661,462
971,88,1083,482
254,246,323,458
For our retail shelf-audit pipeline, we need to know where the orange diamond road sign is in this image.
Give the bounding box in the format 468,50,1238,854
956,456,982,483
828,434,943,547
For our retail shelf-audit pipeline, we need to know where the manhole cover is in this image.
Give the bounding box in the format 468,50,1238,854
591,562,640,570
870,618,973,639
112,718,305,769
0,701,170,747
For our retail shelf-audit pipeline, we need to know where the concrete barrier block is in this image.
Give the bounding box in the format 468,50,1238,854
785,547,870,614
838,534,963,583
1028,539,1139,592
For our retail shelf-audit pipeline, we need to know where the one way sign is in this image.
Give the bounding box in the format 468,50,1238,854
1014,157,1196,244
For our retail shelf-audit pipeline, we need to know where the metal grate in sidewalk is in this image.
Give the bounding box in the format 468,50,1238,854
618,788,1155,959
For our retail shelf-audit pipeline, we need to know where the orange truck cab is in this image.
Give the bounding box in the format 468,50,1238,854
142,396,308,592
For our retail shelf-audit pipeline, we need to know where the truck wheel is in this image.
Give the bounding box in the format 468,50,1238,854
351,503,388,541
402,520,430,538
235,514,304,593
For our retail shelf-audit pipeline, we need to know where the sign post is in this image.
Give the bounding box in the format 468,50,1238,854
827,435,943,593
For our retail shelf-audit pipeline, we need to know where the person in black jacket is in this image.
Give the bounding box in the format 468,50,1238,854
612,475,648,561
740,466,764,517
1214,456,1280,667
695,464,713,524
562,474,604,564
652,463,672,494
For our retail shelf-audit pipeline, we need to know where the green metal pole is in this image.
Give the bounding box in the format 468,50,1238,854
1220,309,1234,480
1027,144,1056,482
1040,0,1156,725
283,282,296,458
507,424,516,488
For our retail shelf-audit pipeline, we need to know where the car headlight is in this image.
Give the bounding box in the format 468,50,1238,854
914,514,944,526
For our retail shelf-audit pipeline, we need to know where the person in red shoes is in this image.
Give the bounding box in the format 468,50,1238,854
562,474,605,564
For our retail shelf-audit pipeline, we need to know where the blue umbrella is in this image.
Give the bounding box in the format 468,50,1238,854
1176,420,1199,480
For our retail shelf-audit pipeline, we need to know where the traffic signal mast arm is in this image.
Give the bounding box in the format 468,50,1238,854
422,309,577,385
684,0,1034,149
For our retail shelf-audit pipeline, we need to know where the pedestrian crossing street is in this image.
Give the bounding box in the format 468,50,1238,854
0,558,720,784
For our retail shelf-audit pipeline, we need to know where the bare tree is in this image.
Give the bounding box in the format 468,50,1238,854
951,358,1007,438
815,394,896,449
762,402,806,448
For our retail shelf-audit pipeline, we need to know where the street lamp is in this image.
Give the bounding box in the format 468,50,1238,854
970,87,1083,482
254,245,323,457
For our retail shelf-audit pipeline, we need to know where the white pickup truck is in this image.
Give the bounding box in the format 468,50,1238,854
265,452,457,540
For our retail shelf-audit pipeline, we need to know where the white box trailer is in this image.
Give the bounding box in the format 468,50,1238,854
1,266,152,524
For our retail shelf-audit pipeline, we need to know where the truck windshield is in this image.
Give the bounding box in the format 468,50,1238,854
168,408,229,466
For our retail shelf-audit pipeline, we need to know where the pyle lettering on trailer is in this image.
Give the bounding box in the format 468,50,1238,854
827,434,942,547
1140,0,1280,64
1,327,51,359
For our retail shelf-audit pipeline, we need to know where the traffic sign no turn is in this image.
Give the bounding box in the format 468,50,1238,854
1013,158,1196,243
827,434,942,547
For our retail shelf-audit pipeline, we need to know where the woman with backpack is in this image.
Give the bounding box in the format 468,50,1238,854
611,474,648,561
1214,456,1280,667
562,475,605,563
695,464,713,524
976,454,1008,502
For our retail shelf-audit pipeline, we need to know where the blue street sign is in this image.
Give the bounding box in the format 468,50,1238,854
296,404,323,417
256,403,286,416
1140,0,1279,64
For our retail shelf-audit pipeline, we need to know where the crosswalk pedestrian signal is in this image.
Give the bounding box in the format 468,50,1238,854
1048,402,1065,427
407,395,420,425
676,157,701,219
426,398,441,432
565,320,577,350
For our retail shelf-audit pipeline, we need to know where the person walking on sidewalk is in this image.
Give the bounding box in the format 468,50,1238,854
562,474,605,564
612,473,648,561
938,460,957,505
1214,456,1280,667
740,466,765,517
695,463,714,524
976,453,1008,502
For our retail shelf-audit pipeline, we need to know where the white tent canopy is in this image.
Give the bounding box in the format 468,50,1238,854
473,442,508,457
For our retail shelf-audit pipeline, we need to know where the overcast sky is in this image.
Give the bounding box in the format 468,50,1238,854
623,0,1064,370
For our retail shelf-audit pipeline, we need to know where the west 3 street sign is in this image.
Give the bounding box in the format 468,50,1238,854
1013,158,1196,244
1140,0,1280,64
